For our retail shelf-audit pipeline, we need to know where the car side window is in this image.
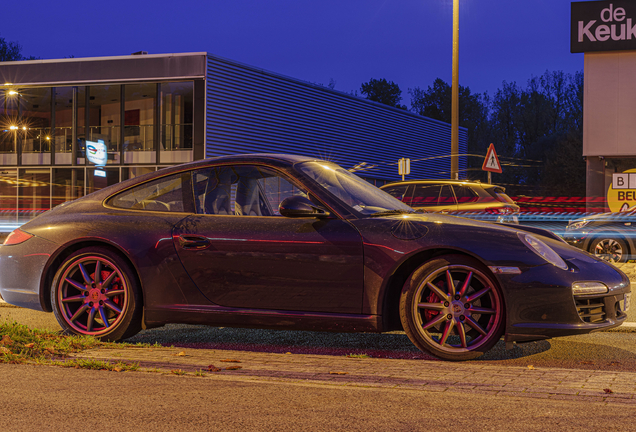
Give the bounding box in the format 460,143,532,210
193,165,307,216
438,185,455,206
383,184,412,204
109,172,193,212
453,185,479,204
411,185,442,206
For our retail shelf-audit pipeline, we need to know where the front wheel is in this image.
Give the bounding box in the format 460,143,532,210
590,236,629,263
51,247,142,341
399,255,505,361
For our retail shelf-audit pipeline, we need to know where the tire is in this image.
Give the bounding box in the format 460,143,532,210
399,255,505,361
589,236,629,263
51,247,142,341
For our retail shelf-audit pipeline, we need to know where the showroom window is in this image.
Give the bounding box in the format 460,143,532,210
88,85,121,161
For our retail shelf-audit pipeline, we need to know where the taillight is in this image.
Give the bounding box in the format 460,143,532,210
3,228,34,246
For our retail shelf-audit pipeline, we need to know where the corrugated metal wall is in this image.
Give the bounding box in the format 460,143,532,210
205,54,467,181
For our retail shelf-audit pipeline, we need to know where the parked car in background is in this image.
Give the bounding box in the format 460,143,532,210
380,180,520,223
0,155,630,361
563,206,636,263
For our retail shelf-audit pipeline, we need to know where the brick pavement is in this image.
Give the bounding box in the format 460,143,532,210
71,346,636,405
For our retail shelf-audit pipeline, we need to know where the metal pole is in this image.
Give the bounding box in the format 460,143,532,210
451,0,459,180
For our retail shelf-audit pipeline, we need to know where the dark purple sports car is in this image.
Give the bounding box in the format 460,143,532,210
0,154,631,360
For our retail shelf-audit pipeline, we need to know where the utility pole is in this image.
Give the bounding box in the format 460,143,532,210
451,0,459,180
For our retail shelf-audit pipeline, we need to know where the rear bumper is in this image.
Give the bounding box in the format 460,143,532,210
0,235,58,311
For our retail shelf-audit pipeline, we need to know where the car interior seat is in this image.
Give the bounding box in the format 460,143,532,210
203,168,235,215
235,173,270,216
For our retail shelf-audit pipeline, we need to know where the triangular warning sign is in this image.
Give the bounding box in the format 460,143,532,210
482,143,502,173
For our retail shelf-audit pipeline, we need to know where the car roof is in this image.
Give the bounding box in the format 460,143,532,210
128,153,323,183
381,179,503,189
68,153,327,204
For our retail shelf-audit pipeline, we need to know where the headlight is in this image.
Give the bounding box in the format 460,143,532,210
518,233,568,270
572,282,608,296
567,220,589,231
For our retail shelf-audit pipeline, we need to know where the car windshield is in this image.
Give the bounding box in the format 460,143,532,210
297,161,415,215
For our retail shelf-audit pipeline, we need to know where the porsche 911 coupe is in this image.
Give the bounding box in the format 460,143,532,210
0,154,631,360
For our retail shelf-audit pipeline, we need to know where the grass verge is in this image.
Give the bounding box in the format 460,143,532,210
0,321,140,371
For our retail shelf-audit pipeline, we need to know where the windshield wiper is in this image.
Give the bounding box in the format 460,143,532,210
370,209,422,217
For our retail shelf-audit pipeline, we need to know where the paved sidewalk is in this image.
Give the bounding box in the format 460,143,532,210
71,346,636,406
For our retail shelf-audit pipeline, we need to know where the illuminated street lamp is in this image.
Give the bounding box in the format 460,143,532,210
9,125,18,154
450,0,460,180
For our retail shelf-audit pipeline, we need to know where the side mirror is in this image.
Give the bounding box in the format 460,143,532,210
279,196,330,218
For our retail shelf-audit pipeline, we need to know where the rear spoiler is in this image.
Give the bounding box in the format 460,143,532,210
498,223,565,243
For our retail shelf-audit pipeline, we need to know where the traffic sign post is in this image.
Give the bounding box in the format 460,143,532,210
481,143,502,184
398,158,410,181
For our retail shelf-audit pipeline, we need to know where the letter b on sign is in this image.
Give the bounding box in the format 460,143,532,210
614,173,628,189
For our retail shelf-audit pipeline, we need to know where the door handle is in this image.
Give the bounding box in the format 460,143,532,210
178,235,210,250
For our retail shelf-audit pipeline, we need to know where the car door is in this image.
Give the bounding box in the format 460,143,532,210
172,164,364,314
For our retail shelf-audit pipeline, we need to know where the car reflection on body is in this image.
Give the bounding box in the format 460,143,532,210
0,154,631,361
380,179,520,224
564,206,636,263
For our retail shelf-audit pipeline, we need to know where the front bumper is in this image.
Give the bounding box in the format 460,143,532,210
562,232,589,250
500,254,631,344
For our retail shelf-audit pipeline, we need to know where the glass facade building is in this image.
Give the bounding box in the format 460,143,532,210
0,81,195,228
0,52,466,231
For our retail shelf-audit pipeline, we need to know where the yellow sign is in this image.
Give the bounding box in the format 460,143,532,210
607,168,636,212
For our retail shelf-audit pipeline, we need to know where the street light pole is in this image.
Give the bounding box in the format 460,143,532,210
451,0,459,180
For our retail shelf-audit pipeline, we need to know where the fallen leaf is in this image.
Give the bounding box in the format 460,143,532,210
285,352,292,355
225,366,243,371
527,365,534,370
175,351,187,357
330,371,348,375
24,343,35,348
579,361,594,365
0,346,10,354
603,388,614,394
113,367,123,372
220,359,241,363
207,365,222,372
0,335,13,346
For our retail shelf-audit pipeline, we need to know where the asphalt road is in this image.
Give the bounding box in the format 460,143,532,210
1,363,634,431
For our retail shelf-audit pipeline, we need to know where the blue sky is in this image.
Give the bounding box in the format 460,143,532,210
1,0,582,103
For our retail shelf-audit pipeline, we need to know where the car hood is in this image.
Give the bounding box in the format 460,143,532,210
354,211,605,270
569,210,636,225
377,212,541,237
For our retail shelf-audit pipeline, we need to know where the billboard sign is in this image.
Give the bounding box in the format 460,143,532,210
86,140,107,166
571,1,636,53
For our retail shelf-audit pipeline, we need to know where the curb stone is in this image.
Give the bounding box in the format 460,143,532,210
69,346,636,405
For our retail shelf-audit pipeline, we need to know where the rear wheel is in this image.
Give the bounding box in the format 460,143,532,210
590,237,628,263
399,255,504,361
51,247,142,341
